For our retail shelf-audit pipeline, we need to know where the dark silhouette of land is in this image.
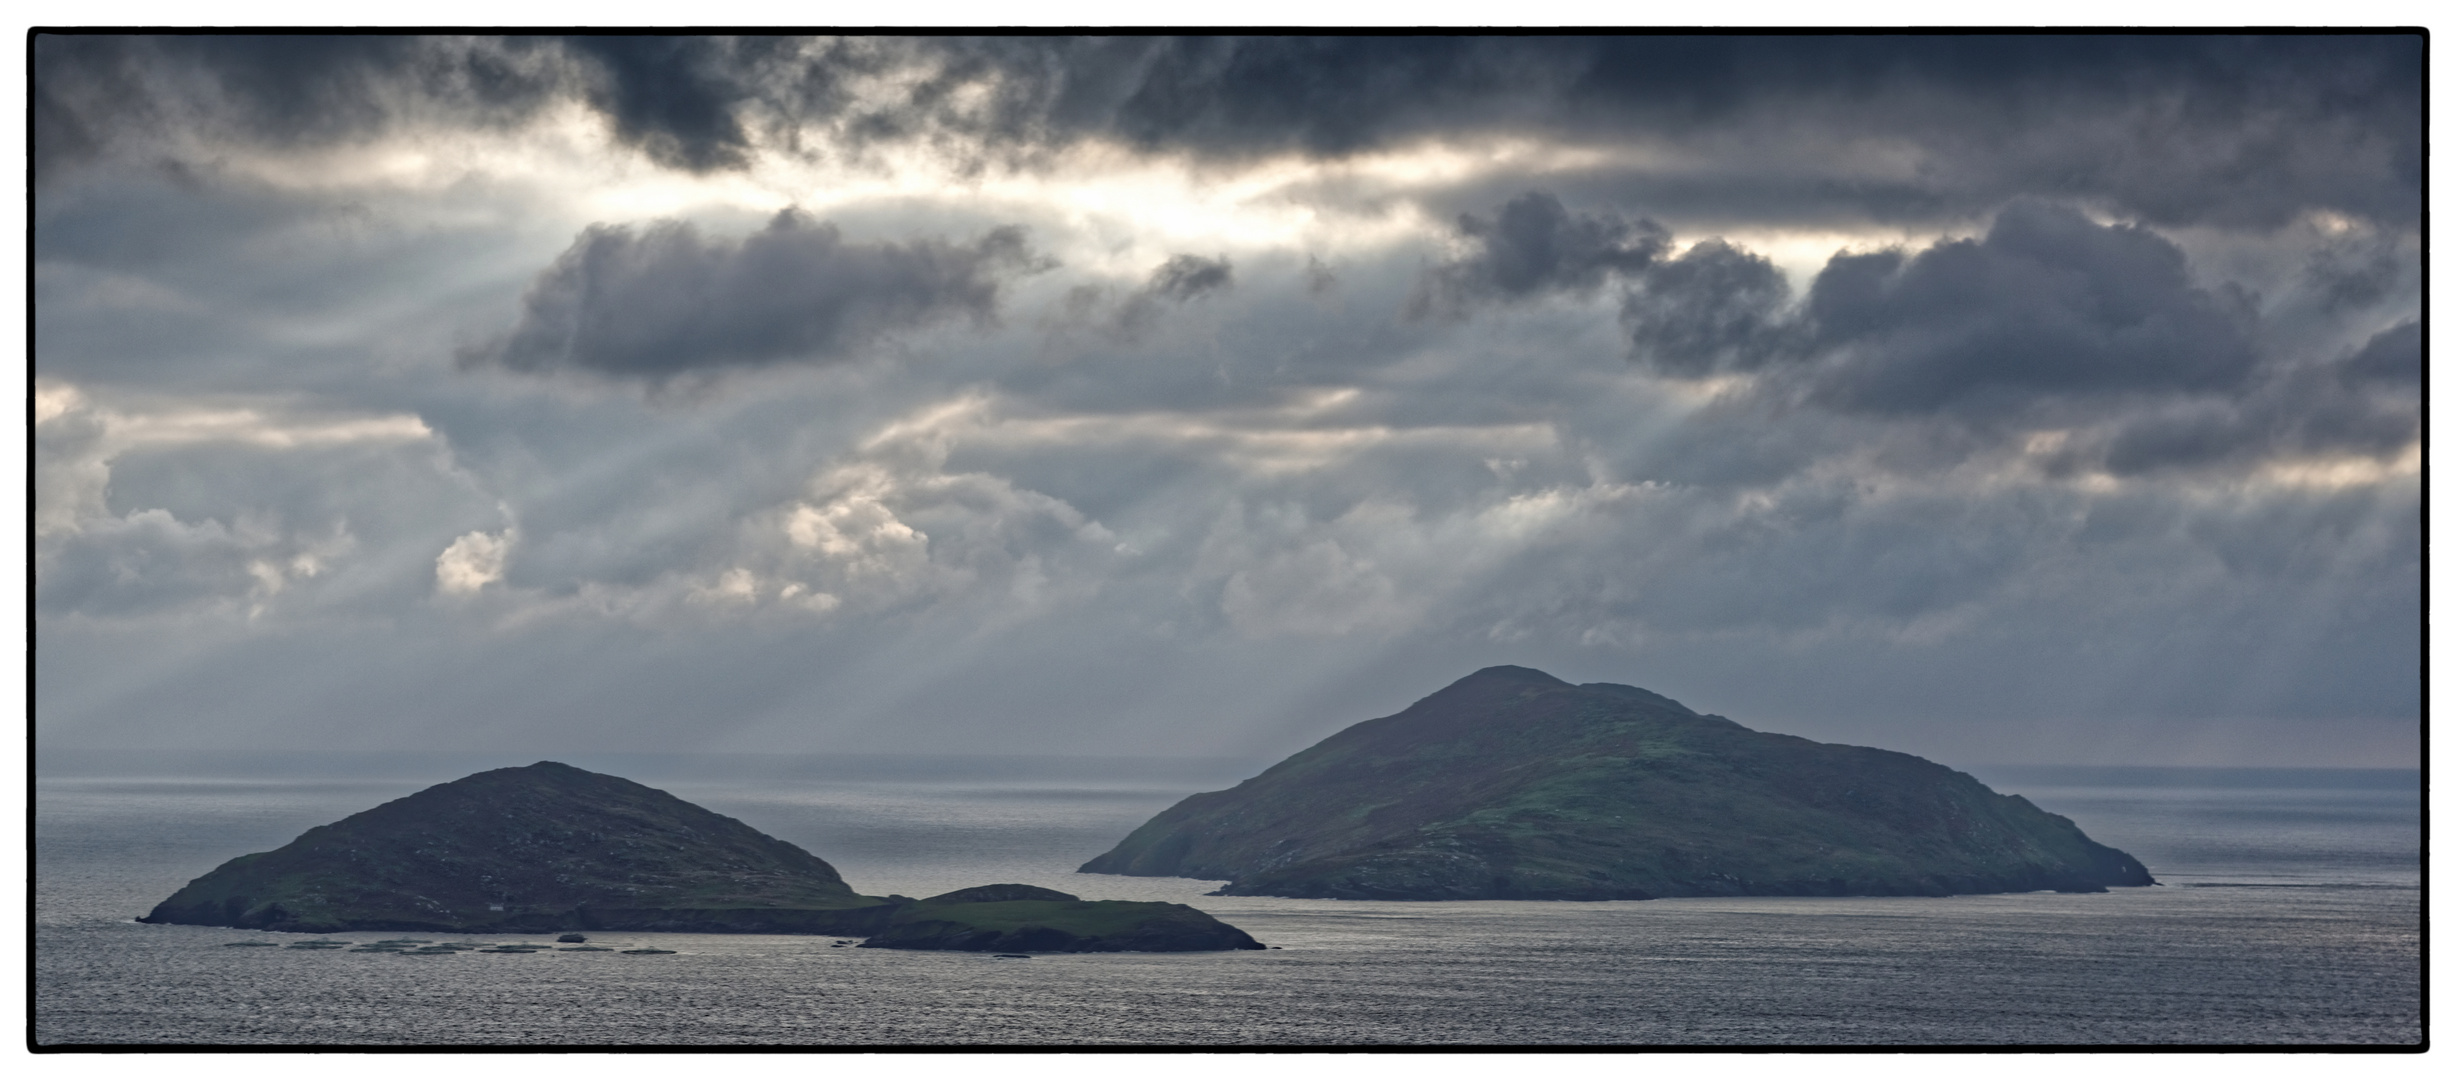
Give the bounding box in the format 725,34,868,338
1083,666,2155,900
140,761,1260,951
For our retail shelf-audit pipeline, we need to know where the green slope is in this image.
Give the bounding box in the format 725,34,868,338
1081,666,2153,900
140,761,899,934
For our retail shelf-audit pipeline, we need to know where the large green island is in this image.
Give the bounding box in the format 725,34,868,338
139,761,1260,952
1081,666,2155,901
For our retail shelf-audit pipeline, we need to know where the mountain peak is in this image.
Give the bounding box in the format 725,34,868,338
1451,665,1571,688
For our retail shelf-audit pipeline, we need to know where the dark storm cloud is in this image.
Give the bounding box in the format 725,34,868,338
2085,319,2421,476
2303,234,2410,314
1789,201,2264,415
863,35,2422,228
2338,319,2420,385
1413,193,1669,316
36,35,2422,230
1032,36,1525,159
561,37,756,173
31,35,567,183
1612,202,2415,478
31,34,832,182
459,210,1046,379
1634,202,2262,413
1619,240,1791,377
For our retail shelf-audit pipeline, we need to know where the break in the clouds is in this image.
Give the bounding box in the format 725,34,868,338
32,34,2422,770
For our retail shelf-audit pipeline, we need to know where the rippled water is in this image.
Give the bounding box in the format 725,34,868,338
33,761,2420,1046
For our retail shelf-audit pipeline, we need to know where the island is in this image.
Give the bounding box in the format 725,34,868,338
1080,666,2155,900
140,761,902,935
858,884,1265,953
139,761,1263,951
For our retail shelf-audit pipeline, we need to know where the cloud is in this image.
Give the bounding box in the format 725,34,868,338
31,35,567,184
30,36,2421,764
827,36,2423,228
1148,254,1234,301
33,383,111,537
1787,201,2263,415
39,509,290,618
750,403,1121,619
2303,229,2410,314
459,210,1047,380
2084,319,2420,477
436,529,514,595
40,36,2420,234
1627,202,2260,411
460,394,1128,629
1414,192,1667,315
31,34,797,183
1611,203,2418,483
561,37,755,173
1064,253,1238,341
1619,239,1791,377
34,381,500,621
2338,319,2419,385
1218,537,1404,637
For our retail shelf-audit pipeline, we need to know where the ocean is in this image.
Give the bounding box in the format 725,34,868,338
30,755,2422,1047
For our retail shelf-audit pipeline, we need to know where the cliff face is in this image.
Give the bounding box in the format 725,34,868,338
140,761,897,934
1081,666,2155,901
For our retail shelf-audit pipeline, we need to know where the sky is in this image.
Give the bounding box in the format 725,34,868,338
29,34,2425,769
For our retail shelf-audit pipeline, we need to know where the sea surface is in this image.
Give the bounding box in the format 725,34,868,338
32,755,2422,1047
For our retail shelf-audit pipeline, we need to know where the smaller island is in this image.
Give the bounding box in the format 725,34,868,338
857,884,1265,953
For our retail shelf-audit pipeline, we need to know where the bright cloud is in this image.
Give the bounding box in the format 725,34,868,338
435,529,514,596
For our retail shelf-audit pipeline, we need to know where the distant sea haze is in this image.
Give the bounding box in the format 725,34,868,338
34,755,2419,1046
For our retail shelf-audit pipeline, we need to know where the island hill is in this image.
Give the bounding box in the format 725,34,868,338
1082,666,2154,901
139,761,1261,953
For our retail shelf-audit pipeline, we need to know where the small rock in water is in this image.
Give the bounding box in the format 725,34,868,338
993,953,1033,959
557,933,587,943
